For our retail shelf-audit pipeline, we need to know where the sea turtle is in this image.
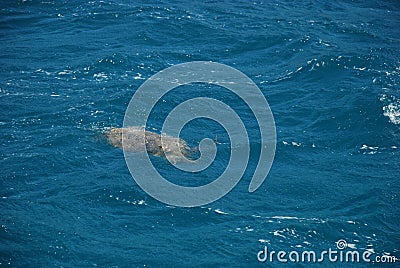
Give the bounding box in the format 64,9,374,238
106,126,194,161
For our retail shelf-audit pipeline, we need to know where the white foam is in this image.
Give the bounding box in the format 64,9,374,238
214,209,228,215
93,72,108,79
381,94,400,125
272,216,299,220
383,103,400,125
58,70,73,75
347,243,357,249
273,230,286,238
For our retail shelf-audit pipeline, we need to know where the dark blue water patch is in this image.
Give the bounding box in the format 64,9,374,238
146,83,262,142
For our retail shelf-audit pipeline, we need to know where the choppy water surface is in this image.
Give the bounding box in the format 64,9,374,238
1,0,399,267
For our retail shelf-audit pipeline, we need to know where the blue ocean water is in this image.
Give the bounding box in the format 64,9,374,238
1,0,400,267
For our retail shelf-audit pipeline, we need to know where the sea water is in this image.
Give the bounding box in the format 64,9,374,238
1,0,399,267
